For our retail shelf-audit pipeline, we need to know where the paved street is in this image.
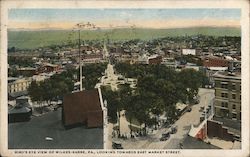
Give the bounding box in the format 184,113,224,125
110,88,214,149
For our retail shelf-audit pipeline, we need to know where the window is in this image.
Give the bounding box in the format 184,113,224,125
232,113,237,119
232,94,236,99
221,92,228,98
221,109,229,117
221,82,228,89
232,104,236,110
231,83,236,90
221,102,228,108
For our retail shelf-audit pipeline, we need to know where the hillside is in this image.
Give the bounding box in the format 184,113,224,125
8,27,241,50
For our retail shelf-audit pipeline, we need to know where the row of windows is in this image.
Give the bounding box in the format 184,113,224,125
219,83,241,90
9,87,27,93
221,92,228,98
10,83,30,88
220,102,239,110
216,108,241,120
220,92,241,100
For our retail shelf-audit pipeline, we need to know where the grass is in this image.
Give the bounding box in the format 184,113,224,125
8,27,241,50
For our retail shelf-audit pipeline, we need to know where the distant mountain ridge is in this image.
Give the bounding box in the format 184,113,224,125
8,27,240,49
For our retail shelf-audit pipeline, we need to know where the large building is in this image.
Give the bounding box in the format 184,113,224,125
8,77,32,94
213,71,241,121
62,88,104,128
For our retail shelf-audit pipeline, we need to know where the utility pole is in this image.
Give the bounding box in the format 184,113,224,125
76,22,97,91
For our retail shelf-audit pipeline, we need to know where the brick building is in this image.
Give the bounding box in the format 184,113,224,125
62,88,104,128
203,57,229,67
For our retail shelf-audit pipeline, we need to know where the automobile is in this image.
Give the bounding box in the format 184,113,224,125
194,99,200,104
170,126,177,134
112,142,123,149
206,109,210,113
160,133,170,141
187,107,192,112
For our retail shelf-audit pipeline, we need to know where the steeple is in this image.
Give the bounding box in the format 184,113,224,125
103,40,109,60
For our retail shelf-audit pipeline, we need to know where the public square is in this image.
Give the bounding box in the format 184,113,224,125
107,88,214,149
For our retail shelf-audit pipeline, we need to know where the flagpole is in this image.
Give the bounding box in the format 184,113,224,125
79,29,83,91
76,22,97,91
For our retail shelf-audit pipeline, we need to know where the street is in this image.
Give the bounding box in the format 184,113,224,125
108,88,214,149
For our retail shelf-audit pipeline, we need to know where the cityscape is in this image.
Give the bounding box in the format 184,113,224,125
7,9,241,150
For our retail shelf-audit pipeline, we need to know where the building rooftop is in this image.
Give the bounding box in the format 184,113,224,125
8,91,28,99
182,135,221,149
213,71,241,80
63,88,103,128
8,108,103,149
205,137,238,149
212,117,241,135
9,106,31,114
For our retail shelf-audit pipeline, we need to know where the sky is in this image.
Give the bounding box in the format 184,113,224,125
8,9,241,29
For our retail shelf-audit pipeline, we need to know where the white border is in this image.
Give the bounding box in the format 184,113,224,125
1,0,249,157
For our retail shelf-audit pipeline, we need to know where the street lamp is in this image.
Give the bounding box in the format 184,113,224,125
75,22,96,91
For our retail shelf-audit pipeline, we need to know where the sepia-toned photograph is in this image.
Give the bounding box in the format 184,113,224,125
0,0,249,157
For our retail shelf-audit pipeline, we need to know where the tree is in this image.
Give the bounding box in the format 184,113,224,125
123,96,135,136
28,70,76,113
28,81,45,113
28,81,40,102
82,63,107,89
119,83,132,108
113,62,208,134
41,80,53,105
150,97,164,129
101,87,120,123
178,69,205,103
